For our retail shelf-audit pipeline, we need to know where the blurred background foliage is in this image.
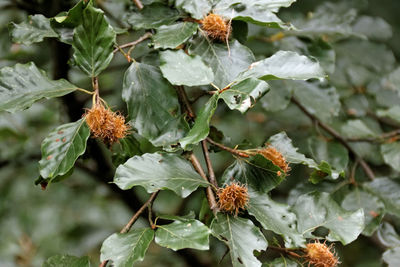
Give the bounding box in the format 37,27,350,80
1,0,400,266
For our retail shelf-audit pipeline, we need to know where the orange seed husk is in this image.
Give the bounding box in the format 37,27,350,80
85,104,129,145
201,13,231,41
217,182,249,216
258,145,290,174
305,241,340,267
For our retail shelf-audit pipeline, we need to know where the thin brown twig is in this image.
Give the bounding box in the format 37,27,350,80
345,129,400,142
206,137,250,158
268,246,302,258
175,86,196,118
133,0,143,10
291,97,375,180
99,191,159,267
201,140,218,188
91,77,100,105
188,153,218,214
113,32,152,53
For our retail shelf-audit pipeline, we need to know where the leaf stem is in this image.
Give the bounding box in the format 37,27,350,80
113,32,152,53
76,87,94,95
133,0,143,10
99,190,159,267
268,246,302,258
205,137,250,158
291,97,375,180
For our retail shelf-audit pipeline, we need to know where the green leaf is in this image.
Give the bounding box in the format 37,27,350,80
179,94,219,150
153,22,198,49
247,190,305,248
0,63,78,112
239,51,325,81
383,247,400,267
377,222,400,247
222,155,284,193
43,255,90,267
211,214,267,267
155,218,210,250
377,106,400,124
353,16,392,41
114,152,209,197
72,5,116,77
364,178,400,217
260,80,292,112
174,0,212,19
9,14,58,45
268,132,318,168
381,142,400,172
292,81,340,123
189,37,254,88
159,50,214,86
214,0,295,28
307,136,348,179
53,0,85,27
341,119,378,139
341,188,385,236
219,78,269,113
39,118,90,180
122,62,188,147
127,3,180,30
100,228,154,267
263,257,299,267
292,191,364,245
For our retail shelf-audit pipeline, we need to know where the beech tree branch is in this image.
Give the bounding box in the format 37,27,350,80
201,140,218,188
291,97,375,180
206,137,250,158
113,32,152,53
133,0,144,10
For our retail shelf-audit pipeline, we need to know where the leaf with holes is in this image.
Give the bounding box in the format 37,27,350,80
39,118,90,181
211,213,267,267
292,191,364,245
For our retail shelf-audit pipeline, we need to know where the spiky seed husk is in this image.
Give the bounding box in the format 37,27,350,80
85,104,129,145
201,13,231,41
217,182,249,216
305,241,340,267
258,145,290,174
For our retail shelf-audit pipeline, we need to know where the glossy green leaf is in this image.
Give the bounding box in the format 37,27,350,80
155,218,210,250
239,51,325,82
43,255,90,267
179,94,219,150
341,188,385,236
247,190,305,248
260,80,292,112
364,178,400,217
122,62,188,147
100,228,154,267
189,37,254,88
292,81,340,123
10,14,58,45
214,0,295,28
174,0,211,19
383,247,400,267
159,50,214,86
211,214,267,267
127,3,179,30
114,152,209,197
0,63,78,112
222,154,284,193
293,192,364,244
39,118,90,180
153,22,198,49
72,5,116,77
52,0,85,27
219,78,269,113
381,142,400,171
